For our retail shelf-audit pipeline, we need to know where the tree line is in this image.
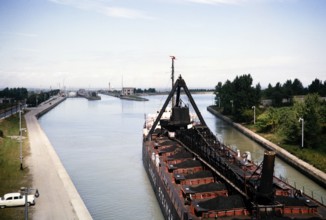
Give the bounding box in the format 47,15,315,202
0,87,28,101
26,89,60,107
215,75,326,149
135,88,156,93
215,74,261,121
0,88,60,107
263,78,326,107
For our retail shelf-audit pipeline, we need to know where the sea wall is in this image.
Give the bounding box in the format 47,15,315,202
207,106,326,189
25,95,93,220
35,96,66,118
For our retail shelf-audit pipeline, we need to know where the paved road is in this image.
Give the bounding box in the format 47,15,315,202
25,96,92,220
0,105,20,119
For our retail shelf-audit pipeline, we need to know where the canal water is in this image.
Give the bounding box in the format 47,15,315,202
38,93,326,220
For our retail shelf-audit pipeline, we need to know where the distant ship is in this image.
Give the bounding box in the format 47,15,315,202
142,58,326,220
77,89,101,100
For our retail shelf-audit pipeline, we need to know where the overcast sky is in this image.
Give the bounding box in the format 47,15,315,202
0,0,325,90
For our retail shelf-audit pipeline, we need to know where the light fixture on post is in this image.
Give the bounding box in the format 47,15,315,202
252,106,256,124
298,117,304,148
20,187,40,220
230,100,233,112
19,108,24,170
19,104,26,171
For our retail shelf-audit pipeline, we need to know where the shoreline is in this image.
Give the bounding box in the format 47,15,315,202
25,95,92,220
207,106,326,189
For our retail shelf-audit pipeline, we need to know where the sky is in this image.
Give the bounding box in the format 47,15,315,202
0,0,325,90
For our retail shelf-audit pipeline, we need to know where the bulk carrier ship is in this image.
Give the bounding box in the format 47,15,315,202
142,58,326,220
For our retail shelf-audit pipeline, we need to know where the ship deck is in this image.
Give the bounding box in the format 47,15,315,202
144,135,251,220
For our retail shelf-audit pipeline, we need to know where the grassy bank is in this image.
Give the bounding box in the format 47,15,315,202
245,124,326,173
0,113,32,220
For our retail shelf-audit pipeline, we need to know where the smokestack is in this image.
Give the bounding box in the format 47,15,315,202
257,151,275,204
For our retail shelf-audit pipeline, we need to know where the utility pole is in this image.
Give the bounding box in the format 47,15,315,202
230,100,234,113
299,117,304,148
21,187,40,220
19,106,23,170
252,106,256,124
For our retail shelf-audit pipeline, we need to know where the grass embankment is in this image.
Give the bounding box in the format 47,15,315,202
0,113,32,220
245,124,326,173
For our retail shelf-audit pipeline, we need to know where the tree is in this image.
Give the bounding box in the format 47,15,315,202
308,78,323,95
256,107,279,133
322,81,326,96
263,83,273,99
302,93,322,148
217,80,233,114
214,82,222,106
145,88,156,93
26,90,59,107
278,108,300,144
292,78,305,95
233,74,258,120
271,82,283,107
255,83,262,104
135,88,143,93
215,74,261,121
319,100,326,127
0,87,28,100
282,79,293,105
27,94,38,107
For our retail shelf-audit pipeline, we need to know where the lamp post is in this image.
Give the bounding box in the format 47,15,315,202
230,100,233,112
21,187,40,220
299,117,304,148
19,108,23,170
252,106,256,124
19,105,26,170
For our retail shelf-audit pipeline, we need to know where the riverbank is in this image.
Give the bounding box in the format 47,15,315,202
120,95,149,101
25,95,92,220
207,106,326,189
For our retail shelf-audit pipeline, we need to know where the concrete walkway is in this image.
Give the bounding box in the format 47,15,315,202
25,96,92,220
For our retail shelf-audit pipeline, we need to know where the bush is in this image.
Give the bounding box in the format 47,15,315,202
256,108,279,133
241,108,254,124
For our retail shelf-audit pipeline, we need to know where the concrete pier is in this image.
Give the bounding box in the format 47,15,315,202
207,106,326,189
25,95,93,220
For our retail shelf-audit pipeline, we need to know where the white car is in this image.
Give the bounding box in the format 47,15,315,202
0,192,35,208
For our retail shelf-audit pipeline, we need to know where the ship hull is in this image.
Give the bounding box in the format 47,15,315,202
142,140,182,220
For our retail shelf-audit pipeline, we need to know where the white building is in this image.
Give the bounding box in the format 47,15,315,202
121,87,135,96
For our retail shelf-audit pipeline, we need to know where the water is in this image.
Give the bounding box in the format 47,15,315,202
39,94,326,220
